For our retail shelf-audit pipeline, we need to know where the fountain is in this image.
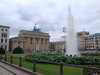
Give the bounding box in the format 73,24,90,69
66,5,79,56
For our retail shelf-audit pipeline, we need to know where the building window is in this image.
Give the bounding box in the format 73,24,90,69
30,42,32,44
5,33,7,37
18,42,20,44
5,29,7,31
2,29,4,31
5,39,7,43
4,33,5,37
95,40,98,42
1,39,3,43
5,46,7,50
96,43,98,45
1,33,3,37
95,37,98,39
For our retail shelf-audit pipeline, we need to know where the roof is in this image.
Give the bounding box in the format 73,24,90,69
0,25,10,28
10,37,27,41
94,33,100,36
50,41,65,43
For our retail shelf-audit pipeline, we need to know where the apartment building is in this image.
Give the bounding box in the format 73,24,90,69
0,25,10,51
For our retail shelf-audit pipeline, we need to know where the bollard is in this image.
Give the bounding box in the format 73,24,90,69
33,58,36,72
0,54,2,60
60,62,64,75
11,56,13,64
5,55,7,62
19,57,22,67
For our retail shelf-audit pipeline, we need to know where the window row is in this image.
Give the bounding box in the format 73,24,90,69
1,33,7,37
85,43,94,45
95,43,100,45
95,37,100,39
85,46,94,48
1,29,8,31
0,45,7,50
95,40,100,42
1,39,7,43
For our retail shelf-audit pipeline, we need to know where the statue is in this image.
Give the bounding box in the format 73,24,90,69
33,24,41,31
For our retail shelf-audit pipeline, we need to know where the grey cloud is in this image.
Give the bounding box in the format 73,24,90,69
0,0,100,41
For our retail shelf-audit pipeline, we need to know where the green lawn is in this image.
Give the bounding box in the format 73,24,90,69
6,53,33,57
3,53,83,75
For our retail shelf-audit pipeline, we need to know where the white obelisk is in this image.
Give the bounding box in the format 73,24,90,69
66,5,78,56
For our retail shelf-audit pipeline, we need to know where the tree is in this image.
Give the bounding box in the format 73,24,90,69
13,47,24,54
0,47,6,54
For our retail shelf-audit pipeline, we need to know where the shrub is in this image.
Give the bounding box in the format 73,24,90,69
24,54,100,65
13,47,24,54
81,53,100,56
0,47,6,54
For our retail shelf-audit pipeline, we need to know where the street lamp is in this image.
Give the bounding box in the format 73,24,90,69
63,26,66,36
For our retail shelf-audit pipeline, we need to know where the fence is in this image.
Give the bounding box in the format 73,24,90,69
0,54,100,75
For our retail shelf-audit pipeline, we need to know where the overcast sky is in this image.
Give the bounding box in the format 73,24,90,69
0,0,100,41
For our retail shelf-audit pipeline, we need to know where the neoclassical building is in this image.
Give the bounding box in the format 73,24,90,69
0,25,10,51
9,26,50,51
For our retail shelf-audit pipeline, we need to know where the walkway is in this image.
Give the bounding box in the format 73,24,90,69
0,61,44,75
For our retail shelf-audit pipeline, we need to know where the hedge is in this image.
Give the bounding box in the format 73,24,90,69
81,53,100,56
24,54,100,65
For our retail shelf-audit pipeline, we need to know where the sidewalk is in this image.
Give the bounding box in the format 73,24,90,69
0,61,44,75
0,61,32,75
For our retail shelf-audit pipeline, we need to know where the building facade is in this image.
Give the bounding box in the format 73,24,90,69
0,25,10,51
9,26,50,51
77,31,90,51
84,33,100,51
77,31,100,51
49,31,100,52
50,41,65,51
8,25,100,52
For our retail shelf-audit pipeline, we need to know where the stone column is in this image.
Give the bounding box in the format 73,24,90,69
17,40,18,47
22,41,23,50
39,38,41,51
46,39,49,50
13,40,14,50
43,38,45,50
33,37,36,50
28,37,30,50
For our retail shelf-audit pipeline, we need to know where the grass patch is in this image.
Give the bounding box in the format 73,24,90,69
6,53,33,57
3,53,83,75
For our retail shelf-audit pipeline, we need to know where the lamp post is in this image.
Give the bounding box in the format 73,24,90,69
63,27,66,53
63,26,66,36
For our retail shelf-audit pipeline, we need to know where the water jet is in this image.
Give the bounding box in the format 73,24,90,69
66,5,79,56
